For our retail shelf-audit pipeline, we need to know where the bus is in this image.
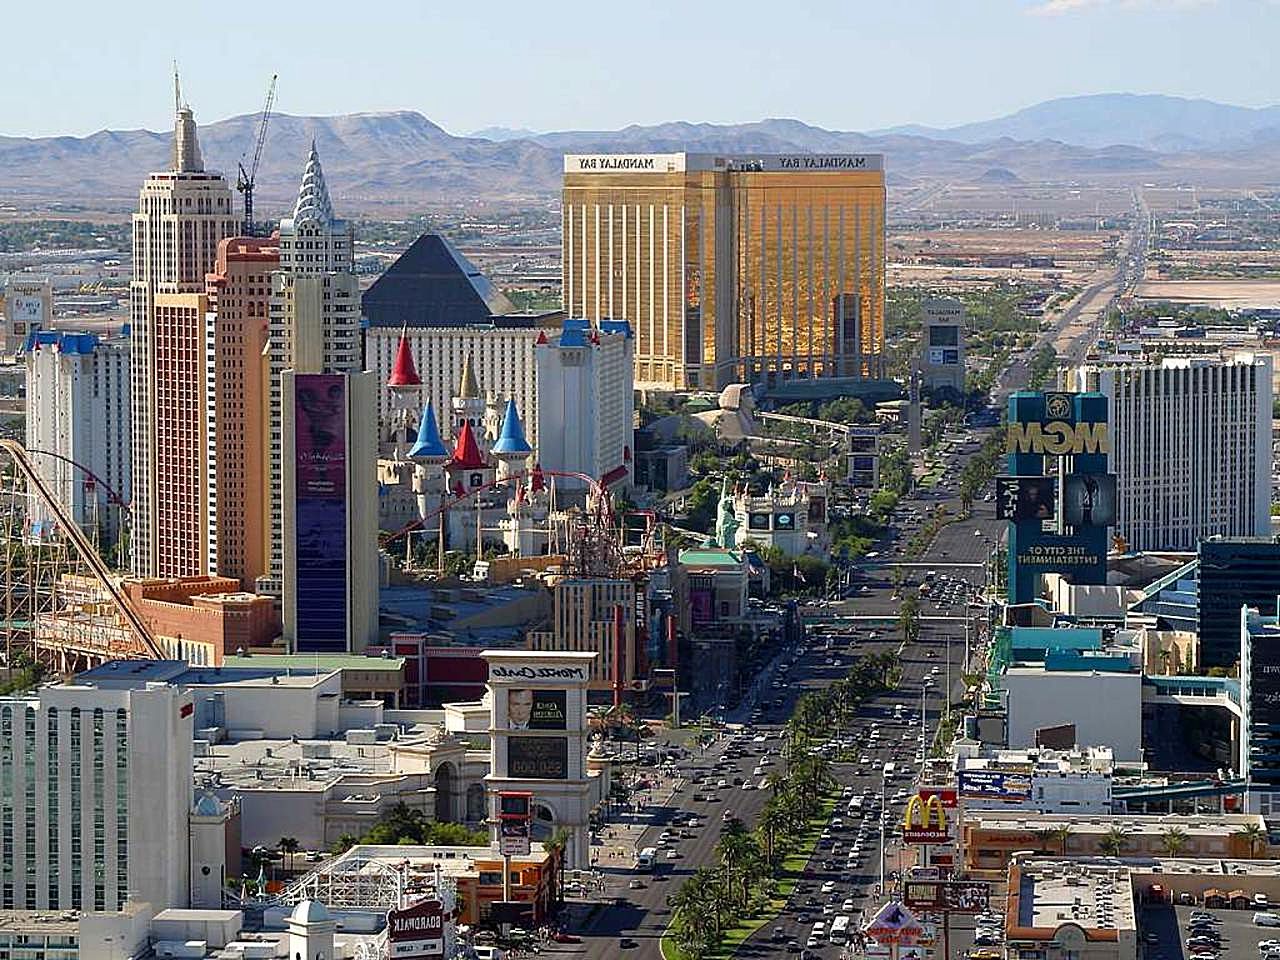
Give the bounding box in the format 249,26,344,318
831,916,852,945
635,847,657,872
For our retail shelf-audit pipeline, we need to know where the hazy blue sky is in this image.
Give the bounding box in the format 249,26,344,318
4,0,1277,138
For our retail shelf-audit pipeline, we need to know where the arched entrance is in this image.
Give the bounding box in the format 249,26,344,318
465,783,486,823
531,801,556,841
434,762,458,822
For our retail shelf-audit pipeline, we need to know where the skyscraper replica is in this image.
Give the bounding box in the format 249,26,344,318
205,237,278,590
562,153,886,390
129,85,237,575
268,145,377,653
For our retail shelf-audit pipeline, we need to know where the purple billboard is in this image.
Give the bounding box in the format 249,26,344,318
294,374,348,653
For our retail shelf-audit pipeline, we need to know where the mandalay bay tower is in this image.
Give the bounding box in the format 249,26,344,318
562,153,885,391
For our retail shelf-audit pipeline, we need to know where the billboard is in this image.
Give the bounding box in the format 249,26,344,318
1062,474,1117,528
507,736,569,779
903,881,990,914
506,688,567,730
916,787,957,808
929,325,960,348
293,373,348,653
774,512,795,530
996,476,1055,522
865,901,923,946
387,899,446,958
748,512,771,531
957,769,1032,801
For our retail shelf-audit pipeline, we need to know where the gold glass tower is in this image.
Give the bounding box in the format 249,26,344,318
562,153,885,390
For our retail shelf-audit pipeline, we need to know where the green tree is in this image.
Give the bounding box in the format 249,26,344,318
1158,827,1188,857
1236,822,1268,858
1099,826,1128,857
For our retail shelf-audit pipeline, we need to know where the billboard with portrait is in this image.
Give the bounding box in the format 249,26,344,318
996,476,1055,523
293,373,348,653
1062,474,1117,528
505,688,567,730
507,736,569,779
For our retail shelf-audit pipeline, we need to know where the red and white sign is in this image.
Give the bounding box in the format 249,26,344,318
865,901,924,946
387,898,446,958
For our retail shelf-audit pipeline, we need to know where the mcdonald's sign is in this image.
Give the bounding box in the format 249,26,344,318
902,792,949,844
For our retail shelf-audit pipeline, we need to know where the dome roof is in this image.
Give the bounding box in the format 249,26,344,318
291,899,330,924
193,793,221,817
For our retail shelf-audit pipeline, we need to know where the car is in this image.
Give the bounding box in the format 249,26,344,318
717,779,728,788
1261,895,1273,908
823,903,836,916
1187,937,1220,949
798,912,811,924
974,934,1001,946
723,810,735,823
806,936,822,950
843,898,856,912
1142,932,1159,945
1259,914,1280,928
1258,940,1280,953
773,926,788,943
786,940,802,953
665,849,679,860
619,936,637,949
821,881,837,894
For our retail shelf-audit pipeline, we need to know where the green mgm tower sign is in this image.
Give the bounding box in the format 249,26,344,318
1002,390,1114,606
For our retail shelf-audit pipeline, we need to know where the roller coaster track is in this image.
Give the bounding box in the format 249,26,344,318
0,439,161,666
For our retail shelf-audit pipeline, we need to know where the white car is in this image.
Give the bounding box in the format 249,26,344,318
1257,914,1280,928
821,881,837,894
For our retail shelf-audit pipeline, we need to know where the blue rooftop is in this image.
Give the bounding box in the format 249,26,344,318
491,398,533,456
24,330,100,355
409,401,448,460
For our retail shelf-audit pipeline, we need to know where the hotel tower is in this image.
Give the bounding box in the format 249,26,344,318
562,153,885,390
129,90,238,576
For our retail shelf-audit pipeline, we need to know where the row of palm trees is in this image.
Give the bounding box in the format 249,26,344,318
668,653,897,959
1028,822,1270,859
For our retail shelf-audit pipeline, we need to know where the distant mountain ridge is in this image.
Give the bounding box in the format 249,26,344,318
1,94,1277,209
876,93,1280,152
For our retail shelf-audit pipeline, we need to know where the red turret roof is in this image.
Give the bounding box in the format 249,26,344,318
387,332,421,387
447,420,488,471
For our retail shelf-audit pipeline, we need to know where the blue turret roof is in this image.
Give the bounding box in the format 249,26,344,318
491,398,533,456
408,401,448,460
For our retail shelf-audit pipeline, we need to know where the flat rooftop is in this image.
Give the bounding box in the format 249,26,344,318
0,910,81,934
1012,860,1136,938
971,812,1265,838
200,737,398,791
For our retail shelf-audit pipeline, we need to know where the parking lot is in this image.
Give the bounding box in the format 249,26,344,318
1141,904,1280,960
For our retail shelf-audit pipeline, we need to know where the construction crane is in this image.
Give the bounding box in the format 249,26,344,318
236,74,278,236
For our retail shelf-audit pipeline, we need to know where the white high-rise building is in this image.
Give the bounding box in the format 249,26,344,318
3,278,52,355
129,91,237,576
1073,352,1274,551
0,679,193,913
24,331,130,545
535,318,635,489
267,143,362,591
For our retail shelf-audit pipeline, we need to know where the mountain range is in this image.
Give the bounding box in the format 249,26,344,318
2,94,1276,210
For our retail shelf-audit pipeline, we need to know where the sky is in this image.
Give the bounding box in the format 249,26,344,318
3,0,1278,138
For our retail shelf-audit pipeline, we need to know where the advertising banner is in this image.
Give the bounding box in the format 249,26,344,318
507,736,569,779
903,881,991,913
506,688,567,730
916,787,958,808
957,769,1032,801
293,373,348,652
996,476,1055,522
1062,474,1117,528
387,898,446,958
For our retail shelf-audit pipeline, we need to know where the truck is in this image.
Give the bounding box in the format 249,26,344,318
831,915,852,945
635,847,657,872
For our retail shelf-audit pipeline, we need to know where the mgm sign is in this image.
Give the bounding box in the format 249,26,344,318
1004,391,1112,605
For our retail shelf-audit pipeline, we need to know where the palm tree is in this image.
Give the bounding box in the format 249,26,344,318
1236,823,1268,859
1099,826,1128,858
278,836,300,873
1051,824,1074,856
1158,827,1188,857
1033,828,1058,856
331,833,359,855
544,827,573,904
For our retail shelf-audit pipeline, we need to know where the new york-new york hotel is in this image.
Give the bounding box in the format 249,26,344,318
562,153,885,391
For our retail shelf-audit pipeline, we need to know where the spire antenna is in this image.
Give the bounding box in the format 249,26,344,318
173,61,182,114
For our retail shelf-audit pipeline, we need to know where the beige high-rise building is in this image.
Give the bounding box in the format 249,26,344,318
129,94,237,576
205,237,278,589
562,153,885,390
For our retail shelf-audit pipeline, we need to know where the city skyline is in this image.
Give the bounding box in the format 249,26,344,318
2,0,1278,139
